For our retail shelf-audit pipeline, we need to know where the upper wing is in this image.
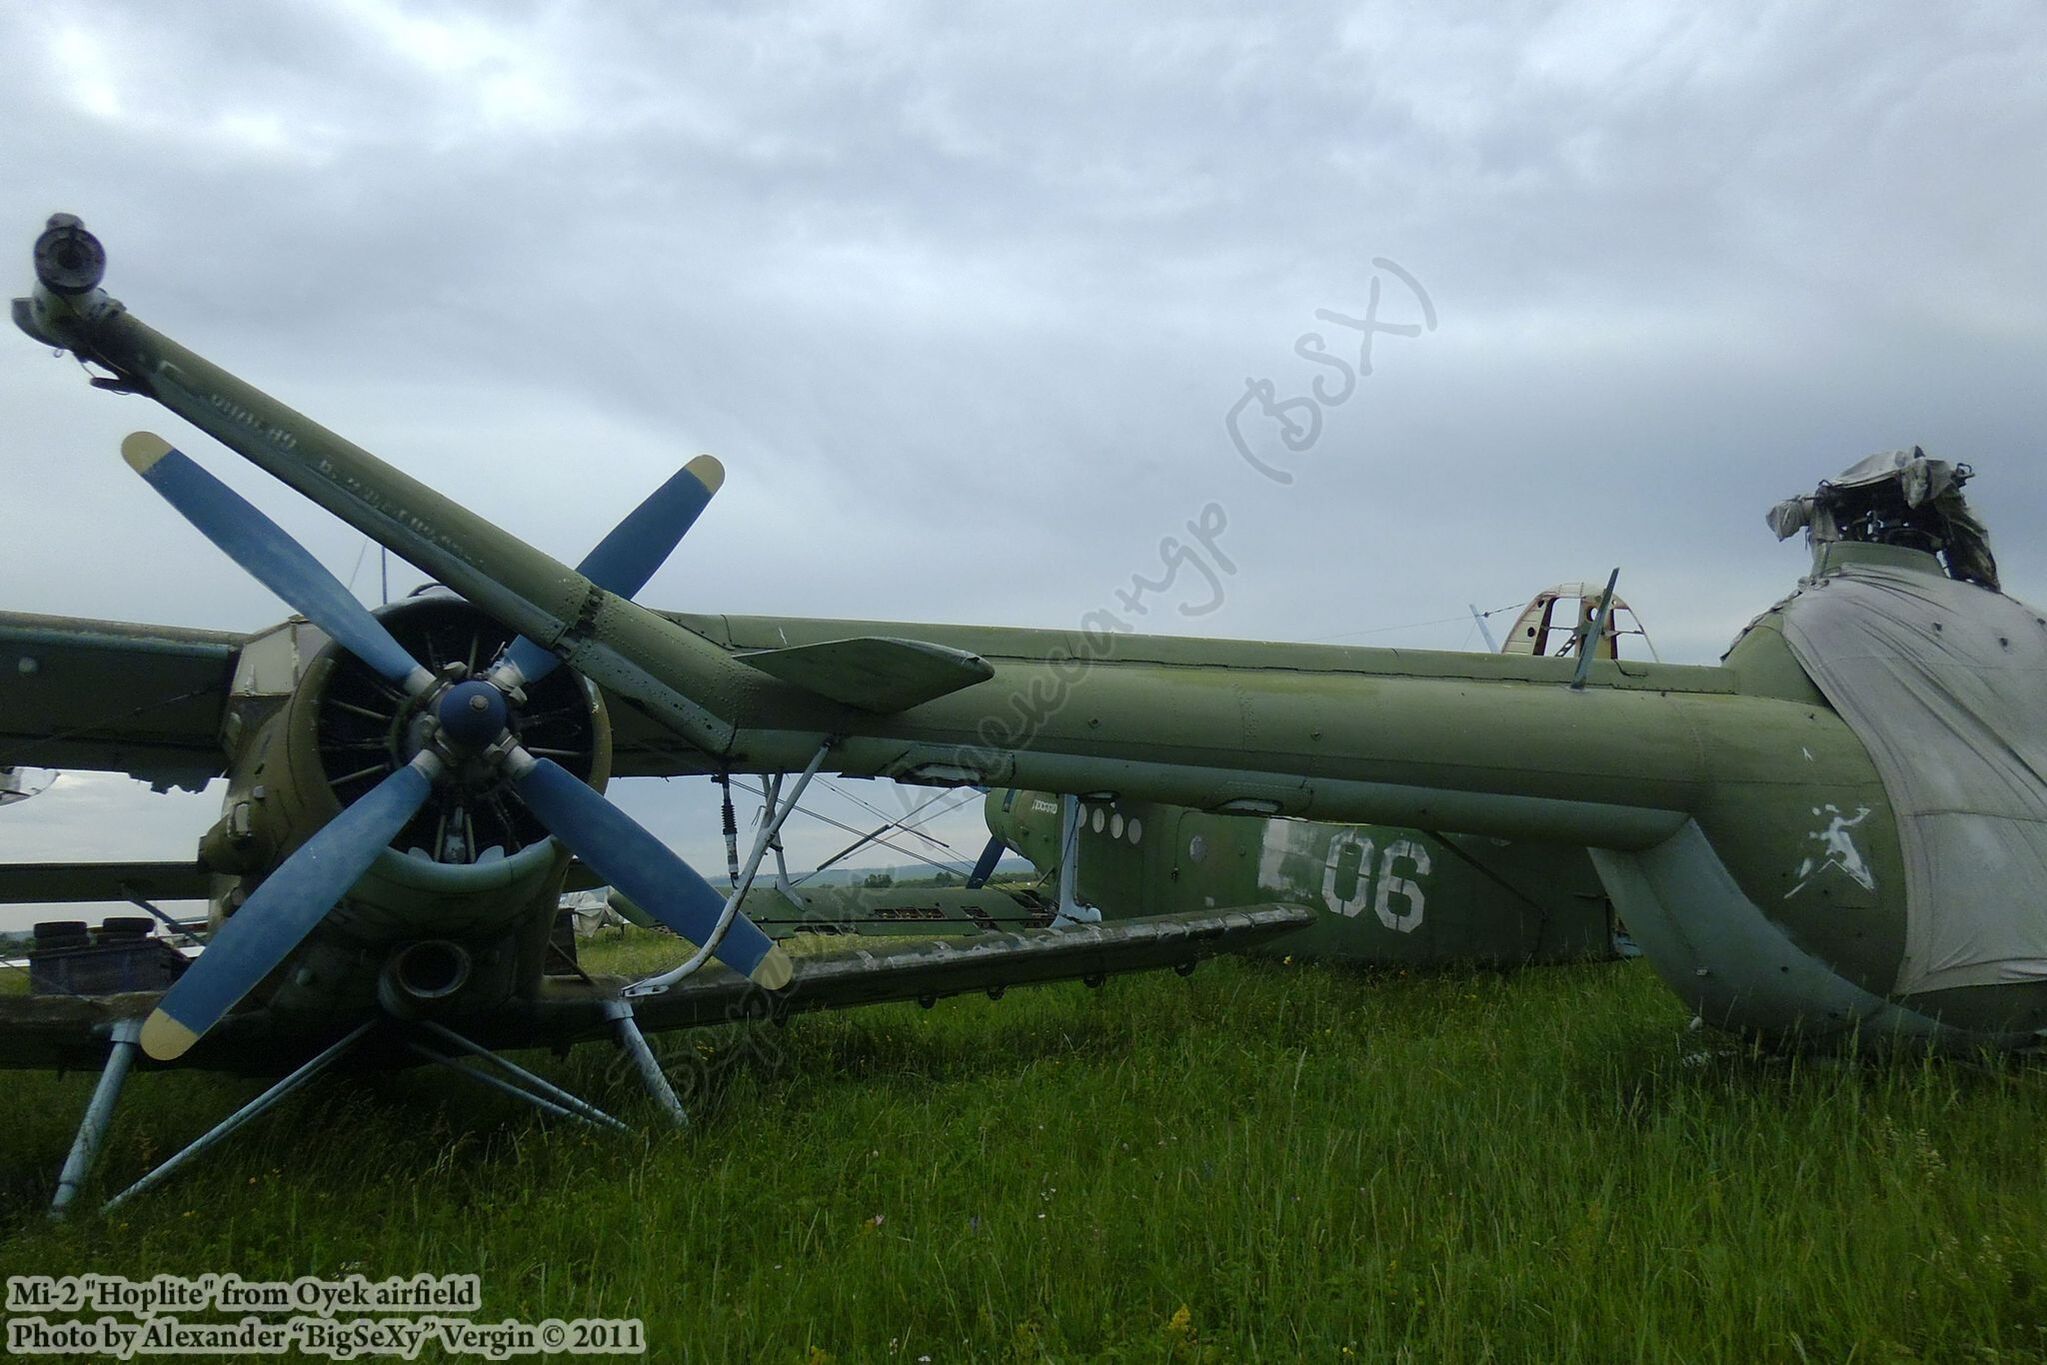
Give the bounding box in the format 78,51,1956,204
0,907,1311,1071
0,612,242,790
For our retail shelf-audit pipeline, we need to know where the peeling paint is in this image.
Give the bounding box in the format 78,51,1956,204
1784,804,1876,898
1254,818,1297,895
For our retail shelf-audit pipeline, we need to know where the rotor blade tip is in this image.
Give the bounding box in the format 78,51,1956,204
685,453,725,495
750,945,794,991
140,1009,198,1061
120,431,173,474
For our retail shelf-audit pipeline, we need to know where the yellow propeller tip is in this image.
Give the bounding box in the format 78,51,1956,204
685,453,725,495
750,945,793,992
139,1009,198,1061
120,431,173,474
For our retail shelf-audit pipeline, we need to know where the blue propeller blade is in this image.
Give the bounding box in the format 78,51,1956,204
511,754,789,987
141,758,437,1061
575,454,724,600
497,455,723,687
123,432,432,695
965,833,1007,890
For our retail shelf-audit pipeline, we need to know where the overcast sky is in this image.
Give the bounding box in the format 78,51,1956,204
2,2,2044,931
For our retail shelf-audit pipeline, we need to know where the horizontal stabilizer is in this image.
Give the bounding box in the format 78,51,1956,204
737,636,994,712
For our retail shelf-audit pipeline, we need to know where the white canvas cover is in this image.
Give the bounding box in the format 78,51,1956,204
1779,554,2047,994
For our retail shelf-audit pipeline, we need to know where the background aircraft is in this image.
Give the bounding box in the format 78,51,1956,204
17,216,2047,1074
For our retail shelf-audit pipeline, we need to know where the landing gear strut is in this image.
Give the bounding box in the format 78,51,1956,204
50,1002,693,1217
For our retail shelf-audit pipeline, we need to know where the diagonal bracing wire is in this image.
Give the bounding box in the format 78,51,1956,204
724,778,982,884
815,776,957,853
797,787,986,882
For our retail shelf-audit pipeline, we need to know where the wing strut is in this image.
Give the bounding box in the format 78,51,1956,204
1054,794,1099,925
626,741,834,998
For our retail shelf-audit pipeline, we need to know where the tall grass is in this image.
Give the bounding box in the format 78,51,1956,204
1,942,2041,1361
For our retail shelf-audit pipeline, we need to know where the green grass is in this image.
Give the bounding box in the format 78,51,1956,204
1,941,2043,1362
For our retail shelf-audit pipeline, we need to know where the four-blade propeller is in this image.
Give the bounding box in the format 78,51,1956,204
122,433,788,1062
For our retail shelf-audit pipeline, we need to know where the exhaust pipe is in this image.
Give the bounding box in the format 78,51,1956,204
377,939,473,1018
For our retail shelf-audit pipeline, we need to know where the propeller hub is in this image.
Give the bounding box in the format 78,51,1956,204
436,679,509,750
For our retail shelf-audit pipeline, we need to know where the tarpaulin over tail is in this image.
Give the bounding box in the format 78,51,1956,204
1780,555,2047,994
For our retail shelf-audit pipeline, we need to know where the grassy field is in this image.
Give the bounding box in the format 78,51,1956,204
2,936,2043,1362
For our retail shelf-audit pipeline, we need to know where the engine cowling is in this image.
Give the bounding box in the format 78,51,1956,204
204,592,613,949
